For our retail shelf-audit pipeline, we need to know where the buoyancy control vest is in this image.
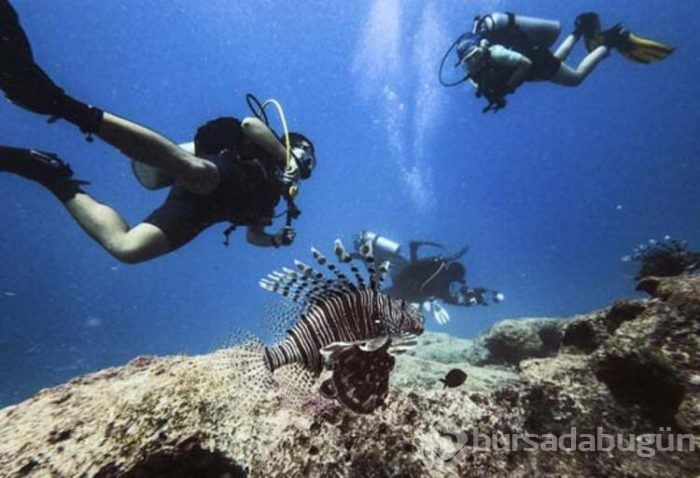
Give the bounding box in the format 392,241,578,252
194,117,300,244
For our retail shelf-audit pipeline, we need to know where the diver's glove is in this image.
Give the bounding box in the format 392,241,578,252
281,154,301,185
480,91,508,113
272,226,295,247
476,81,512,113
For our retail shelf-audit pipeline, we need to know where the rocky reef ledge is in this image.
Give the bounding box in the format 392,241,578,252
1,276,699,477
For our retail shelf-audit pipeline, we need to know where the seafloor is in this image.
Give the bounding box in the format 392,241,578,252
0,275,698,477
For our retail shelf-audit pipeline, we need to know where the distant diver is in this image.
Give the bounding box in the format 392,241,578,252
244,239,424,414
439,11,675,112
623,236,700,280
353,231,504,324
0,1,315,263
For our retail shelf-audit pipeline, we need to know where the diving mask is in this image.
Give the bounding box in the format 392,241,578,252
458,38,490,75
463,45,487,72
291,140,316,179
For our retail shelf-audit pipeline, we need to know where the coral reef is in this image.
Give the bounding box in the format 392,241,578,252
467,317,566,366
1,276,699,477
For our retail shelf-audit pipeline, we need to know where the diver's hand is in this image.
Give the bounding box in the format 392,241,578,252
273,226,295,247
281,159,300,185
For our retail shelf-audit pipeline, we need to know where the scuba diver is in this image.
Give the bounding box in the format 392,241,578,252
0,1,315,263
353,232,504,324
439,12,675,112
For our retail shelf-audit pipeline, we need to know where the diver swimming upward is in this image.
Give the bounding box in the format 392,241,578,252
0,0,316,263
353,232,504,324
440,11,675,112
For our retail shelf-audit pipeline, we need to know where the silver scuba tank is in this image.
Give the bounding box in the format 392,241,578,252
356,231,401,256
477,12,561,49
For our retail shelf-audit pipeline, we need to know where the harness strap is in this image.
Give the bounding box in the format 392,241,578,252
506,12,516,29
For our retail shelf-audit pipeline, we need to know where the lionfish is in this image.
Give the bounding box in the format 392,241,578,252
623,236,700,280
253,238,424,414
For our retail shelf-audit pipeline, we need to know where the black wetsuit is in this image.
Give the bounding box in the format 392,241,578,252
522,48,561,81
387,260,464,305
144,119,285,250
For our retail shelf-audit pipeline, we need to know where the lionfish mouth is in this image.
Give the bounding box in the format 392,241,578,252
255,238,425,413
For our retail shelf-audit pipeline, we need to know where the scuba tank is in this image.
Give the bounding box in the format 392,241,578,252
131,159,175,190
356,231,401,257
474,13,561,51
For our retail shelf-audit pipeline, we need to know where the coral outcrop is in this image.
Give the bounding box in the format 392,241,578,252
467,317,566,366
1,276,698,477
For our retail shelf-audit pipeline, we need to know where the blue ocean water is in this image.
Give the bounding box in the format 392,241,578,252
0,0,697,406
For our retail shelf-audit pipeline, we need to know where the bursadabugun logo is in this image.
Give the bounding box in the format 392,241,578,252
422,418,696,471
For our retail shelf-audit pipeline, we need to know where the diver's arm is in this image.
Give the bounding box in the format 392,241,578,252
241,117,287,168
504,61,531,90
440,292,461,306
489,45,532,91
246,224,295,248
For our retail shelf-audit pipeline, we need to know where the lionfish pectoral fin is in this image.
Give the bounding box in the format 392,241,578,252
320,341,358,368
358,336,389,352
388,334,419,354
326,342,395,414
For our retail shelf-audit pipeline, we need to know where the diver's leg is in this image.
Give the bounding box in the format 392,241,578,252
97,112,219,194
0,146,170,263
0,1,218,195
550,46,609,86
64,193,170,264
553,34,578,61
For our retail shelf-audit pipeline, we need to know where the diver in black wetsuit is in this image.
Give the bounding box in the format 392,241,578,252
353,232,503,323
386,240,470,306
0,1,315,263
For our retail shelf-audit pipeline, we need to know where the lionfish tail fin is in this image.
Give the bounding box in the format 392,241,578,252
218,329,320,411
215,328,276,413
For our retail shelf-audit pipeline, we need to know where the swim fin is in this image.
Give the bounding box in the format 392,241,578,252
0,145,88,201
602,25,675,64
0,0,66,115
0,1,102,133
578,12,675,64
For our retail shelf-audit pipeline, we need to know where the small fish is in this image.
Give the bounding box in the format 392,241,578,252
440,368,468,389
240,239,425,414
3,292,17,297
